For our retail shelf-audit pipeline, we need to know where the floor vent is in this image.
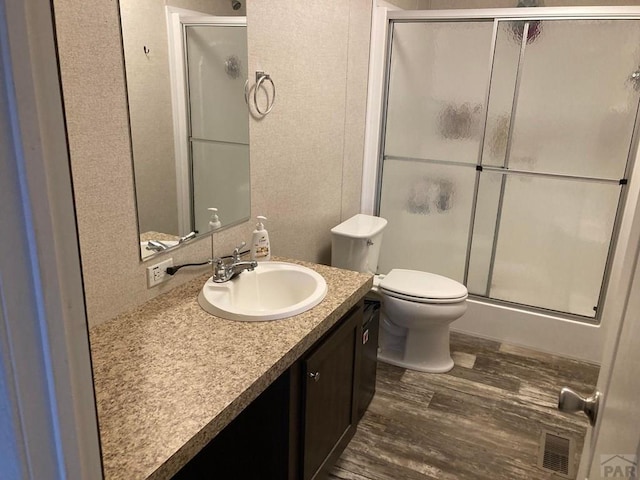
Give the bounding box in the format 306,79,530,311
538,430,575,478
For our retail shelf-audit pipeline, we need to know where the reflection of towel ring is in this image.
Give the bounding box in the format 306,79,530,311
245,71,275,116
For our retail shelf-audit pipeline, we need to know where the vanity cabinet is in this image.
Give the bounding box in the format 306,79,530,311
172,300,364,480
301,303,362,480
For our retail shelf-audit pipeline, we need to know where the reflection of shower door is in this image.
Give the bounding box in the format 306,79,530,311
184,23,250,234
377,17,640,320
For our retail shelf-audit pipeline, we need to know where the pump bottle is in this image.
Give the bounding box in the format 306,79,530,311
208,208,221,230
250,216,271,261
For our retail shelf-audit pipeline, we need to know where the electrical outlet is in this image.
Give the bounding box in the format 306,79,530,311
146,258,174,288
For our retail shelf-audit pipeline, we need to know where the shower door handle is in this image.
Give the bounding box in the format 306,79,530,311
557,387,601,427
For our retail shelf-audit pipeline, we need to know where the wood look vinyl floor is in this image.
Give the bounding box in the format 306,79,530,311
329,332,600,480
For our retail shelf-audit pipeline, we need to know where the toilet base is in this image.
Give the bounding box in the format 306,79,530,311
377,321,455,373
378,346,454,374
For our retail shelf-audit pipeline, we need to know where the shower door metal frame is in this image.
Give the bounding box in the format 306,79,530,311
374,6,640,324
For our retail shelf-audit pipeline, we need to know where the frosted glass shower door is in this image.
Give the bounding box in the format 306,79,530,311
384,21,494,164
495,20,640,179
186,26,248,144
477,18,640,176
379,159,477,281
185,24,249,232
378,17,640,320
468,173,620,317
469,19,640,318
191,141,249,234
379,21,495,281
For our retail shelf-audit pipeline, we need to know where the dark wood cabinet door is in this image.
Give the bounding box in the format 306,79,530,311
302,305,362,480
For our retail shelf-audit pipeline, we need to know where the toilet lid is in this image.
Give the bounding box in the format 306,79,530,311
379,269,468,302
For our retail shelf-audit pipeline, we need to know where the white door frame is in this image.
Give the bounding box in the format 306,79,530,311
0,0,102,478
165,7,246,236
578,132,640,478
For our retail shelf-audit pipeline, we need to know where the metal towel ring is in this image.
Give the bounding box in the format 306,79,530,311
253,71,276,116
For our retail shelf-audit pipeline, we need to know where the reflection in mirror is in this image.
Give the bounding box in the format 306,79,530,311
119,1,250,261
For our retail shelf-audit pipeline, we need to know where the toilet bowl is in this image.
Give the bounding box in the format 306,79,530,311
375,270,467,373
331,214,468,374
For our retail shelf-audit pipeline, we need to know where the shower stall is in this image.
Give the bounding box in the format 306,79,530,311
366,7,640,360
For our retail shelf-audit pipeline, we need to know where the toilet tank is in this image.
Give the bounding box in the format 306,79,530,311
331,214,387,274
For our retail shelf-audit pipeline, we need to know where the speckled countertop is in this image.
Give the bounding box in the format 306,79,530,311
89,258,372,480
139,231,180,242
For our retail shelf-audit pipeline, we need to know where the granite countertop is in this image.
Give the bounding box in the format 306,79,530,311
139,231,180,242
89,258,372,480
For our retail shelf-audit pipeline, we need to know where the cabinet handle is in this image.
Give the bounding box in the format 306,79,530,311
308,371,320,382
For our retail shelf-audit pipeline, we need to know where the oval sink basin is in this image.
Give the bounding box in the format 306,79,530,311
198,262,328,321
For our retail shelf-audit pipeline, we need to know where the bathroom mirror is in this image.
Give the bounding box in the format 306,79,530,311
118,0,250,261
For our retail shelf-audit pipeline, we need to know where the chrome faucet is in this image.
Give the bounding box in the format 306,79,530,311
212,242,258,283
146,240,169,252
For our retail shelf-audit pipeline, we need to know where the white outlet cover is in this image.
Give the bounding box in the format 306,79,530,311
146,258,174,288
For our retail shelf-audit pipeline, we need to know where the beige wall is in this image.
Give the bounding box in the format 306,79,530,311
247,1,371,263
53,0,371,327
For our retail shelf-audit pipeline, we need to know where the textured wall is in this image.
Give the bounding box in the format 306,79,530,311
343,1,373,220
247,0,371,264
54,0,372,327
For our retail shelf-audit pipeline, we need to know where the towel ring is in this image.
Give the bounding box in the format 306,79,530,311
253,71,276,116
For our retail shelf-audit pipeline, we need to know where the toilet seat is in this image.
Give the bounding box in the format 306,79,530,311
378,269,467,305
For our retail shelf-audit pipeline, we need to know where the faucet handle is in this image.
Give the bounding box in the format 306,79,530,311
233,241,247,261
179,231,197,244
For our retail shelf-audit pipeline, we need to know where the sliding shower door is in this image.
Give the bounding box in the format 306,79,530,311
378,16,640,320
380,21,494,281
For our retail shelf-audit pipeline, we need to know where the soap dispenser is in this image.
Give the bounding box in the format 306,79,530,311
250,215,271,261
208,208,221,230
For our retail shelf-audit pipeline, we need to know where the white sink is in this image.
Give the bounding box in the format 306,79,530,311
140,240,179,260
198,261,328,321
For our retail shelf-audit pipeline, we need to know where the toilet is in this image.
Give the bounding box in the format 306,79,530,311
331,214,467,373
